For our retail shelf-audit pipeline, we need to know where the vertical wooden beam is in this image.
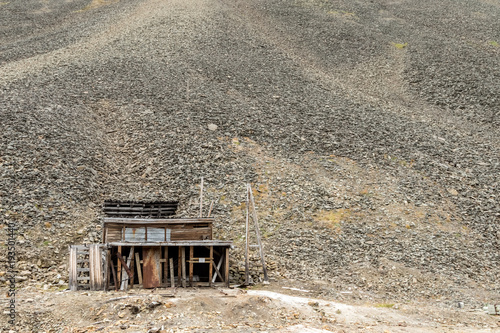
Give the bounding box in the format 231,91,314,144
90,244,103,291
110,255,118,291
249,184,269,282
69,246,78,291
117,246,122,286
181,247,186,288
209,246,213,287
244,184,250,285
199,177,204,217
225,247,230,287
189,246,194,286
135,252,142,286
104,249,110,291
163,247,169,286
120,247,134,291
129,248,135,288
178,247,182,285
169,258,175,288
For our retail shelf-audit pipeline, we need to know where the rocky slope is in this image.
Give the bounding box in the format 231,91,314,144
1,0,499,321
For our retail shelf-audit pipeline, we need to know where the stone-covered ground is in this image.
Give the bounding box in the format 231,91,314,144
0,0,499,330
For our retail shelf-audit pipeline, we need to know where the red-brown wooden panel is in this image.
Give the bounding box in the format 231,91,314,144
142,247,161,288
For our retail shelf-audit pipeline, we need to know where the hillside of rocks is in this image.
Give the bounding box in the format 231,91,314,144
1,0,499,314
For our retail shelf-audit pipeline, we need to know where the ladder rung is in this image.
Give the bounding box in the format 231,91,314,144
77,268,90,272
77,260,89,263
249,245,260,248
77,277,90,281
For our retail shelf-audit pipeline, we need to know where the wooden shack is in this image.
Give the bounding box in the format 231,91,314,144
69,201,232,291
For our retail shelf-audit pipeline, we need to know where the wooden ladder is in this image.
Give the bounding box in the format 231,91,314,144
69,244,104,291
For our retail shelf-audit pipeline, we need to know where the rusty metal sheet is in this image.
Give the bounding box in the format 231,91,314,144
142,247,161,288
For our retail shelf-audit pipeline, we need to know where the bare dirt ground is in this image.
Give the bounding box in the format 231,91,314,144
4,284,500,332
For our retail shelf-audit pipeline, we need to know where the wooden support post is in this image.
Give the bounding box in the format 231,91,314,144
117,252,133,290
89,244,103,291
244,184,250,285
119,248,134,291
69,246,78,291
181,247,186,288
105,249,111,291
178,247,182,285
129,247,135,288
163,247,168,286
135,252,142,286
169,258,175,288
110,256,118,291
249,184,269,282
209,246,213,287
199,177,204,217
189,246,194,287
117,246,122,286
225,247,230,287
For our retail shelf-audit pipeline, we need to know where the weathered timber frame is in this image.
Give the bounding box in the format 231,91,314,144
103,241,231,290
69,199,233,291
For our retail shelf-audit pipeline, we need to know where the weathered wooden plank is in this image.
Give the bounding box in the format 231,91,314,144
209,246,213,287
199,177,204,218
225,247,230,287
178,248,182,286
181,247,186,288
104,218,215,224
117,246,122,286
110,257,118,291
129,247,135,287
77,277,90,281
108,241,233,247
142,247,161,288
89,244,103,291
249,185,269,282
169,258,175,288
189,246,194,287
163,247,168,285
69,246,78,291
135,252,142,285
245,185,250,285
104,249,110,291
103,207,177,212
